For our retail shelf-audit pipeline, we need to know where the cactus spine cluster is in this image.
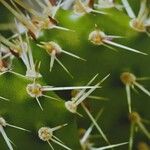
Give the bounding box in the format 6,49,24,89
0,0,150,150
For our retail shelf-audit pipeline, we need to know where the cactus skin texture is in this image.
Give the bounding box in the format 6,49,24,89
0,0,150,150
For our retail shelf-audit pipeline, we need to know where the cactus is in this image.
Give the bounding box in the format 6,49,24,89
0,0,150,149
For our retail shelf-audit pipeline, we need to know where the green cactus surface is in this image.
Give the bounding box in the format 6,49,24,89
0,0,150,150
